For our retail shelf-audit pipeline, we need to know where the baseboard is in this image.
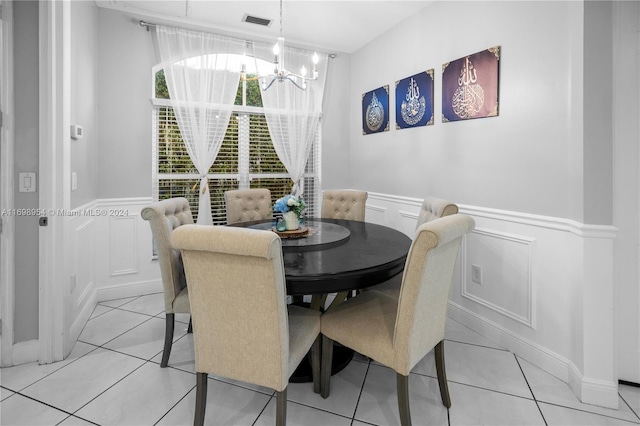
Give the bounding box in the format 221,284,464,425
95,279,162,302
11,339,39,366
573,370,619,409
69,284,97,345
448,301,619,409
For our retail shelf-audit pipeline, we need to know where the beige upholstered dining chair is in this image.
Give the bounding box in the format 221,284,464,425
368,196,458,297
320,214,475,426
321,190,368,221
171,224,321,426
224,188,273,225
141,197,193,368
416,196,459,227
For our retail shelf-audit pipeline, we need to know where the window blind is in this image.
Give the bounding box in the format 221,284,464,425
153,105,319,224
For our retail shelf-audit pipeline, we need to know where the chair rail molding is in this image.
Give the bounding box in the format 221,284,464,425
364,191,618,409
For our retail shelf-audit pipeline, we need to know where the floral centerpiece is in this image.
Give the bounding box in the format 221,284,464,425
274,195,306,230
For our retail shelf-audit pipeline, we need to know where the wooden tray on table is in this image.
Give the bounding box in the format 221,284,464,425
272,226,309,239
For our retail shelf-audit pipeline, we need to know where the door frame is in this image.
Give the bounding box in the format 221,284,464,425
38,0,69,364
0,0,15,367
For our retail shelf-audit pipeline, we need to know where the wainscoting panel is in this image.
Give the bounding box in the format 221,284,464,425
94,198,162,302
364,191,618,409
73,218,95,308
108,215,138,277
366,202,387,226
67,205,99,351
461,227,536,328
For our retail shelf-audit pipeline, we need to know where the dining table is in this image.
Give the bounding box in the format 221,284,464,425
231,217,412,381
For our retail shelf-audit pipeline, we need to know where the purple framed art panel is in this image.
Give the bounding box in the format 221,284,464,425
442,46,500,122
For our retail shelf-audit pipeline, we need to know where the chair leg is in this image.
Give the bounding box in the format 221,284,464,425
435,340,452,408
276,388,287,426
161,313,175,368
194,372,207,426
311,335,321,394
187,316,193,333
320,335,334,398
396,373,412,426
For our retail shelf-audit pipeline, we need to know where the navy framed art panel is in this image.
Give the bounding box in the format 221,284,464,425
395,70,434,129
362,85,390,135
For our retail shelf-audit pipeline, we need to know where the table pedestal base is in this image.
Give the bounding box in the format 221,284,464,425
289,344,354,383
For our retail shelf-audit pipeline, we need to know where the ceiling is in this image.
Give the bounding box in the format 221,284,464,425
95,0,433,54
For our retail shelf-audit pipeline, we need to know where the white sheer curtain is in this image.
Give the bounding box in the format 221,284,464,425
156,26,244,225
254,43,328,198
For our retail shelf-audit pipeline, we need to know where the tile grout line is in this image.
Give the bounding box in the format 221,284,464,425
514,353,549,426
56,304,172,422
350,358,373,425
153,382,197,426
514,355,640,425
3,344,101,394
67,359,151,420
78,310,160,349
538,399,640,424
444,337,509,352
2,301,166,425
618,389,640,422
251,392,275,426
3,387,99,426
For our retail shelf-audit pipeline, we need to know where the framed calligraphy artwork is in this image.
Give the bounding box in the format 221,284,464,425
395,70,434,129
442,46,500,122
362,85,390,135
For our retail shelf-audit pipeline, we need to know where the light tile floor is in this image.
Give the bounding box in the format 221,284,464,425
1,292,639,425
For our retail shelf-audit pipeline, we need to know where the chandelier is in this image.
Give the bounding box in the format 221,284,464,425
243,0,319,91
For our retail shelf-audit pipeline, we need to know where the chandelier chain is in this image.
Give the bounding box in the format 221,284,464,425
279,0,283,38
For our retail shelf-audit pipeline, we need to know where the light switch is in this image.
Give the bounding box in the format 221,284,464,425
19,172,36,192
71,172,78,191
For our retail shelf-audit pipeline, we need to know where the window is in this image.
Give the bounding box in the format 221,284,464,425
152,55,320,224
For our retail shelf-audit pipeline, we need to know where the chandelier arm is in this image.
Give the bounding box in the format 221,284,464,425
262,77,278,91
286,76,306,91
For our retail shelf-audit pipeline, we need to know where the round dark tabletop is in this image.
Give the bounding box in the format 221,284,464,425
233,218,412,296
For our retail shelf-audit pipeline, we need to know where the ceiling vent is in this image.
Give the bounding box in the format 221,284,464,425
242,14,272,27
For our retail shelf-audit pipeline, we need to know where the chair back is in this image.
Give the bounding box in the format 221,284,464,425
171,225,290,391
393,214,475,375
416,196,458,229
141,197,193,312
224,188,272,225
321,190,368,221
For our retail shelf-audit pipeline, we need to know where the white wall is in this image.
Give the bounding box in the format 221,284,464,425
97,8,157,198
349,1,584,221
348,0,628,408
612,1,640,383
70,1,99,208
321,53,352,190
13,0,40,344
